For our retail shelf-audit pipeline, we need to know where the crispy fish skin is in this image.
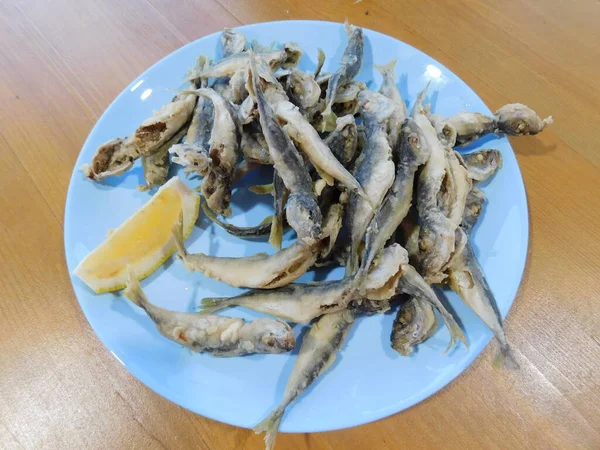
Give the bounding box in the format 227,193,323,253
345,91,396,275
412,87,456,283
391,297,438,356
81,136,138,181
254,309,356,450
321,22,363,129
442,150,473,230
461,187,486,235
285,67,321,112
249,53,322,241
461,149,502,182
447,233,518,368
202,201,273,238
376,59,408,149
170,58,215,176
182,88,239,216
445,104,552,147
494,103,553,136
396,263,467,352
201,279,353,323
275,100,371,204
269,172,289,250
240,121,272,164
355,118,430,288
172,207,343,289
186,43,302,80
323,114,358,168
140,124,189,191
83,93,196,181
199,244,407,323
135,92,197,157
124,273,295,357
221,28,247,58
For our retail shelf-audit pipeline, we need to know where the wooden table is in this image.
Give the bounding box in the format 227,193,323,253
1,0,599,448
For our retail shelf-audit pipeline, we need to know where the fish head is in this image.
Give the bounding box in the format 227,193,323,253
255,319,296,353
495,103,552,136
282,42,303,68
286,193,323,240
402,118,430,165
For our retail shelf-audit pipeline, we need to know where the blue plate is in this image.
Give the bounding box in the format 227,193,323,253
64,20,528,432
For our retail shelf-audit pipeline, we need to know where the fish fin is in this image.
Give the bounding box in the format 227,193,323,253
319,108,338,133
269,215,283,250
439,312,468,355
123,267,146,308
249,183,274,195
254,410,284,450
259,215,274,225
493,343,519,369
199,297,230,314
542,116,554,128
311,163,335,186
410,81,431,118
374,59,397,75
171,212,191,266
314,47,326,78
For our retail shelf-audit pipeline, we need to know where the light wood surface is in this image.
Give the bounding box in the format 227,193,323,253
1,0,599,448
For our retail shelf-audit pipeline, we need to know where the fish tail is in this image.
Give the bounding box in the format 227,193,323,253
411,80,431,118
542,115,554,128
198,297,231,314
123,267,147,308
249,183,274,195
269,216,283,250
171,213,190,266
254,409,284,450
439,311,468,355
493,342,519,369
375,59,397,76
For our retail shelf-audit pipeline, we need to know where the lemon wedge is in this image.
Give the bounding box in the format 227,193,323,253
73,177,200,293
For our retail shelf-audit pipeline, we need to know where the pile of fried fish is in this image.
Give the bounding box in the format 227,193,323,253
83,23,552,449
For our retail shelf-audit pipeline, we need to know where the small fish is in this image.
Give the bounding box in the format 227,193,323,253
83,93,196,181
170,56,214,176
461,149,502,182
345,91,396,275
237,95,258,125
461,187,486,235
285,68,321,112
440,150,472,230
355,118,430,289
444,104,552,147
396,263,468,352
494,103,553,137
172,211,344,289
375,59,408,149
124,271,295,357
221,28,247,58
412,84,456,283
81,136,138,181
391,297,438,356
323,115,358,168
199,244,406,323
314,47,326,78
321,22,363,130
180,88,239,216
254,309,356,450
447,231,518,368
275,100,372,206
140,124,189,191
202,201,273,238
186,43,302,80
134,92,197,157
249,52,322,241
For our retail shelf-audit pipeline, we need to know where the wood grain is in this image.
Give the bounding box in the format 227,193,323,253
0,0,599,448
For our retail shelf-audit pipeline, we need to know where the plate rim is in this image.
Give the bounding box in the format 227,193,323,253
63,19,530,433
